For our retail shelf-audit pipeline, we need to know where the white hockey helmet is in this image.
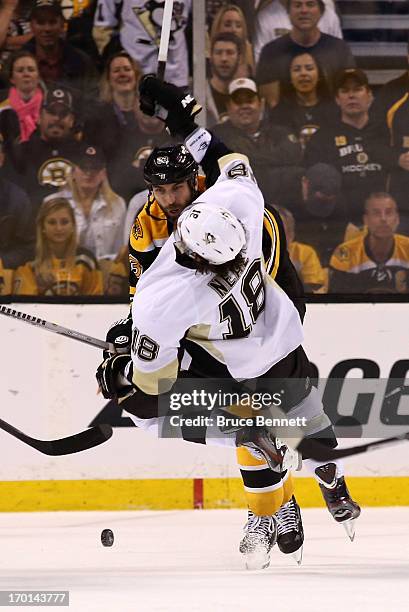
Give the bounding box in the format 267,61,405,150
176,203,246,265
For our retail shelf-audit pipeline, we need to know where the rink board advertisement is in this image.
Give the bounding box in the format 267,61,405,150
0,302,408,510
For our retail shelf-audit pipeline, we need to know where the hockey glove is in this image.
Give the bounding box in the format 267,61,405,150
96,354,133,400
139,74,202,138
104,314,133,359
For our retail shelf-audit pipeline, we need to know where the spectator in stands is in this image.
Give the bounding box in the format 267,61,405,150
206,0,257,41
269,51,338,149
92,0,191,87
84,51,166,202
62,0,99,63
25,0,98,98
14,86,84,208
207,32,243,124
276,205,326,292
0,51,43,146
211,77,303,204
305,68,392,226
254,0,342,63
13,196,103,296
256,0,355,107
50,144,126,264
0,0,32,65
210,4,254,77
387,91,409,231
0,133,34,278
329,192,409,294
292,162,349,268
84,51,142,160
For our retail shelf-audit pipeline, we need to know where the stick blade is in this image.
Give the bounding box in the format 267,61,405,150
43,424,113,456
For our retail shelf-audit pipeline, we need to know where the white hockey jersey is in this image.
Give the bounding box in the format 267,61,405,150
94,0,190,87
129,153,304,395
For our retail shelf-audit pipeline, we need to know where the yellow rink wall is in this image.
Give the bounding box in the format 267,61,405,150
0,476,408,512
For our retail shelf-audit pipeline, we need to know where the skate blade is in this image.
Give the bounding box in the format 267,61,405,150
342,519,356,542
291,545,303,566
244,551,271,571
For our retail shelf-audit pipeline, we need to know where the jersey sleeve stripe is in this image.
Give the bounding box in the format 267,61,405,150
263,210,280,278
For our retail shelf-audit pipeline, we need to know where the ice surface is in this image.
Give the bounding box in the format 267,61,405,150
0,507,408,612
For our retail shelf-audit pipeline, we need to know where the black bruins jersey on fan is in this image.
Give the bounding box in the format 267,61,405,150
128,183,305,320
14,132,83,207
329,233,409,294
305,119,391,223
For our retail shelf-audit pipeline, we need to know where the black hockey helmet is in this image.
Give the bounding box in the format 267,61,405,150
144,144,198,186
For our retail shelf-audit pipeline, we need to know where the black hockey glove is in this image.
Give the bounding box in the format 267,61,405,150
96,354,133,400
104,314,133,359
139,74,202,138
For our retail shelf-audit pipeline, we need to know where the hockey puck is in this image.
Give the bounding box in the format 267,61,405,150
101,528,114,547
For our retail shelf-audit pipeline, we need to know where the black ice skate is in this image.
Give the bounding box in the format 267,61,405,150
275,495,304,565
315,463,361,541
239,511,277,570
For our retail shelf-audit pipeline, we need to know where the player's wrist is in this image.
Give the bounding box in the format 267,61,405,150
185,127,212,163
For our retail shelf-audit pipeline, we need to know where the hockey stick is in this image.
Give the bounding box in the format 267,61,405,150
0,305,112,351
157,0,174,80
0,418,113,456
298,431,409,461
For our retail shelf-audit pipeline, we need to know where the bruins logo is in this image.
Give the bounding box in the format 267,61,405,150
335,136,347,147
394,270,408,293
37,158,74,187
129,254,143,279
336,245,350,261
44,281,80,296
357,152,369,164
132,218,144,240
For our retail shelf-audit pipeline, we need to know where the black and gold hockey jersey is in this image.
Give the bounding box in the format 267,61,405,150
329,233,409,294
13,249,103,296
128,186,305,318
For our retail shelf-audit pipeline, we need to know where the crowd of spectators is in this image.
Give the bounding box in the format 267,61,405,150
0,0,409,297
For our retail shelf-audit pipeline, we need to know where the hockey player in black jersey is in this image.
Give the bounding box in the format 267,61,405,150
97,76,358,568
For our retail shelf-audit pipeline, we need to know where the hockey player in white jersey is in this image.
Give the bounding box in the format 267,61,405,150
96,76,361,565
93,0,190,87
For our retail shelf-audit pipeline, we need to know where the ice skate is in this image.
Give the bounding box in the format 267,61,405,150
275,495,304,565
239,511,277,570
316,463,361,541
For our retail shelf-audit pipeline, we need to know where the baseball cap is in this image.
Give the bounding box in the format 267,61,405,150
43,87,74,112
334,68,369,91
304,163,342,217
228,78,258,97
31,0,63,19
75,144,106,170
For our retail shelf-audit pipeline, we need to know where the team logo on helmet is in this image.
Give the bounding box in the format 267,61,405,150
204,232,216,244
156,156,169,165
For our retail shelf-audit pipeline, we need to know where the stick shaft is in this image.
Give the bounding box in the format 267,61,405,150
157,0,174,79
0,305,111,351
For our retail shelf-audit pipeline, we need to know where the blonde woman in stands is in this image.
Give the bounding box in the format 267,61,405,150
210,4,254,78
52,143,127,293
13,197,103,296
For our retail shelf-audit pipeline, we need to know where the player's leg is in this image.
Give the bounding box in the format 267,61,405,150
237,446,303,567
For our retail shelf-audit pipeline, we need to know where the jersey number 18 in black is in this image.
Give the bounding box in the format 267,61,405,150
219,260,265,339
